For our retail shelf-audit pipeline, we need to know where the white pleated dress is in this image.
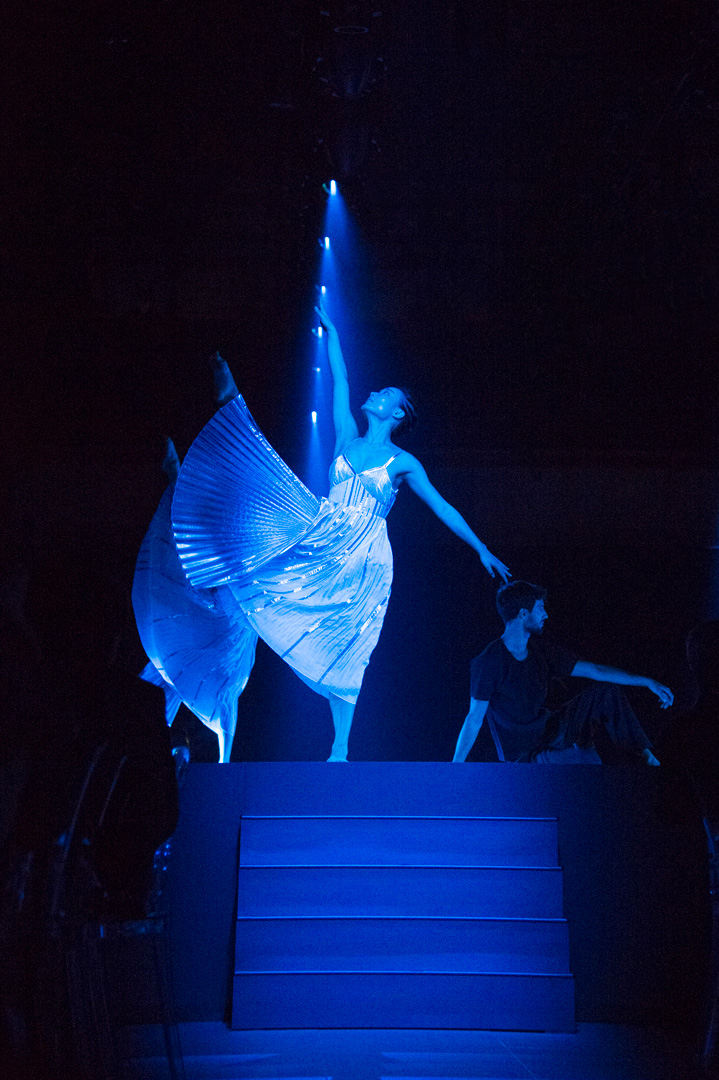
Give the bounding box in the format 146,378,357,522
170,395,399,705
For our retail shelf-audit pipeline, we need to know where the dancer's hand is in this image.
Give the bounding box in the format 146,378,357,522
315,293,337,335
207,350,238,405
642,748,661,766
478,545,511,583
646,680,673,709
162,437,181,484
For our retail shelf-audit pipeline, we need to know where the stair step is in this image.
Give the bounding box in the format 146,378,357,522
237,865,564,918
235,916,571,973
239,815,559,867
231,971,576,1031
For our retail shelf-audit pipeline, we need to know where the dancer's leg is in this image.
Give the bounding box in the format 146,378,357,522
216,702,239,764
217,728,233,764
328,694,355,761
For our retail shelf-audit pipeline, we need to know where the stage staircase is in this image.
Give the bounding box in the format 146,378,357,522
233,810,575,1030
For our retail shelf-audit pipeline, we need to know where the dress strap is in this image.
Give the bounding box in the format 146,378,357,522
341,450,401,474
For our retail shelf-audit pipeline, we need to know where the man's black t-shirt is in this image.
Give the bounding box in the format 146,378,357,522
470,637,578,761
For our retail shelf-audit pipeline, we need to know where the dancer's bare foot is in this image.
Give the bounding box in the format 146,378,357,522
162,437,181,483
327,754,348,762
208,350,239,406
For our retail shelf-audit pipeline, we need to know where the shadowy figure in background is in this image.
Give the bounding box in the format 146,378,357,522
658,620,719,824
15,558,179,913
1,556,178,1079
453,581,672,764
654,621,719,1071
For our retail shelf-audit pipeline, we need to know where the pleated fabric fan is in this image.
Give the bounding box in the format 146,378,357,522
172,395,320,589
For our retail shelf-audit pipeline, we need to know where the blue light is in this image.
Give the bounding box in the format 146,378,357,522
321,285,327,295
330,180,337,196
324,236,330,250
311,411,317,424
314,367,321,373
317,326,323,338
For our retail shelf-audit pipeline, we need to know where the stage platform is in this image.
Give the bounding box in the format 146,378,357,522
159,763,708,1034
118,1020,702,1079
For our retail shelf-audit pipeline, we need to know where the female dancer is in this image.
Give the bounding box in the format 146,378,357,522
162,296,510,761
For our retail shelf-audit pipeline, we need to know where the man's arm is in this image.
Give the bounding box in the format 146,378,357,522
453,698,489,762
570,660,674,709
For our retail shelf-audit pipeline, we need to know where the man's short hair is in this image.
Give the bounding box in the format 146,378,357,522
496,581,547,624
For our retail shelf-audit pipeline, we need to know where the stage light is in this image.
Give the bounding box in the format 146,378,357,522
314,367,321,373
324,236,330,250
311,411,318,424
321,285,327,295
330,179,337,195
317,326,324,338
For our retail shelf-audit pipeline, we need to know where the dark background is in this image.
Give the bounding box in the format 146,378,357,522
3,0,718,760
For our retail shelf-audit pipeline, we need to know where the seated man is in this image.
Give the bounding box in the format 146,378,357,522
453,581,673,764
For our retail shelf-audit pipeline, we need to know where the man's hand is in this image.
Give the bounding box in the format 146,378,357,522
646,680,673,709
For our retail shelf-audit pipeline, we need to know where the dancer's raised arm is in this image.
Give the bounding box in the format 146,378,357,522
315,297,359,456
396,454,511,582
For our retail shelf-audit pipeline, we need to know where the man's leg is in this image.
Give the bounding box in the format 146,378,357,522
537,684,653,762
532,743,602,764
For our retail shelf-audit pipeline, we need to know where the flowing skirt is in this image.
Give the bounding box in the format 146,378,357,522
172,396,394,703
132,485,258,757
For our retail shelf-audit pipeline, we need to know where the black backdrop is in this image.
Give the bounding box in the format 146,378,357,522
3,0,718,760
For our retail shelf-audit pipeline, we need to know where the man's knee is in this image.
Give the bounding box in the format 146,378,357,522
583,683,628,709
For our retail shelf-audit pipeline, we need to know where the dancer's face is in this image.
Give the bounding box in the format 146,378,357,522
525,599,548,634
362,387,405,425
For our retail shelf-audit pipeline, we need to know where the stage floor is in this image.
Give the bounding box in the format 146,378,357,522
120,1021,701,1079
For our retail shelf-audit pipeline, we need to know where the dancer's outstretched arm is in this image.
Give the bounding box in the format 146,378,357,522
315,297,359,456
398,454,511,582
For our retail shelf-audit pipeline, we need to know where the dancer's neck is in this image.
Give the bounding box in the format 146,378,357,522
362,415,395,446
